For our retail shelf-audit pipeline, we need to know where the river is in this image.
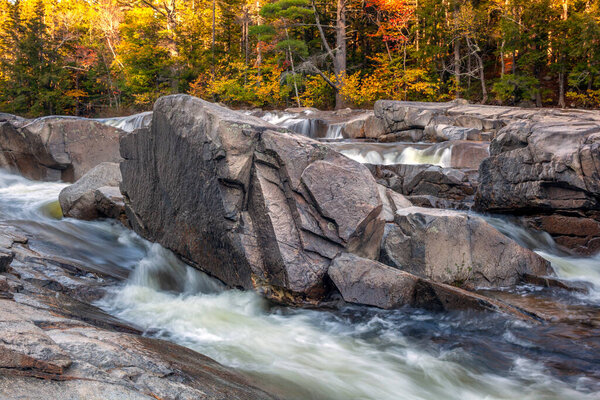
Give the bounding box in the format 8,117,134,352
0,169,598,400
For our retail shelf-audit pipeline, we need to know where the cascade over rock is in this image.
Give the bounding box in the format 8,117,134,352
475,112,600,254
120,95,556,305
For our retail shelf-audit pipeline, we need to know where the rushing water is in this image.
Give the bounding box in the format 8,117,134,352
327,142,453,167
0,169,598,399
96,111,152,133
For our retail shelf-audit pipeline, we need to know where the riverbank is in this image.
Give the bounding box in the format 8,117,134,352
1,97,599,399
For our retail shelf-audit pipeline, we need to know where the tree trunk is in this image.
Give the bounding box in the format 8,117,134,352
558,69,566,108
500,40,505,77
334,0,347,109
211,0,216,75
285,28,301,108
454,37,461,98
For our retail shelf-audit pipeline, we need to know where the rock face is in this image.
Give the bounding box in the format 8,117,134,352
476,112,600,254
381,207,551,288
121,95,558,305
0,116,123,182
368,163,478,209
59,162,123,220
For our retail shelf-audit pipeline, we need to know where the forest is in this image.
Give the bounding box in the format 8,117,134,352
0,0,599,116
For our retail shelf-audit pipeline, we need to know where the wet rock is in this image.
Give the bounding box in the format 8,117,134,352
328,253,538,318
449,141,490,169
59,162,122,220
94,186,127,223
372,100,505,143
424,124,482,142
380,207,551,288
0,116,124,182
341,113,371,139
121,95,559,304
0,250,13,272
0,295,276,400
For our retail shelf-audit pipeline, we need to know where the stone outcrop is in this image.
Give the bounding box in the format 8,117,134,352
0,116,123,182
120,94,557,306
372,100,600,254
380,207,551,288
476,111,600,254
59,162,124,220
368,163,478,208
372,100,507,143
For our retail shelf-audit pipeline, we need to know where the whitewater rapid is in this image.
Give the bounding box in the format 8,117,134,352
0,170,598,399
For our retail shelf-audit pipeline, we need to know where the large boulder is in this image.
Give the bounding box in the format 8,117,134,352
120,95,398,301
59,162,122,220
328,253,536,318
380,207,551,288
0,116,123,182
476,116,600,254
120,95,558,304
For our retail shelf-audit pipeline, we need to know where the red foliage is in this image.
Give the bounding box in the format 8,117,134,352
367,0,414,44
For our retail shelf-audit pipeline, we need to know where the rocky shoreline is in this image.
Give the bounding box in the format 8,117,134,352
0,96,599,398
0,223,276,399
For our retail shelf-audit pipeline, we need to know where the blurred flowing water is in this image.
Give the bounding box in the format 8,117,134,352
0,169,598,400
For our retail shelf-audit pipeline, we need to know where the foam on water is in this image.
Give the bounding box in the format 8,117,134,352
485,215,600,301
98,248,596,400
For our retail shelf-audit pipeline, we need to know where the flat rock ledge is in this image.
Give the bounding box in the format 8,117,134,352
0,228,276,400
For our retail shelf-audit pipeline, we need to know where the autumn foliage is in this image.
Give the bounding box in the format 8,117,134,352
0,0,599,116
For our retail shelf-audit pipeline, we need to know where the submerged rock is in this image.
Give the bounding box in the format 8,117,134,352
0,116,123,182
59,162,123,220
328,253,538,319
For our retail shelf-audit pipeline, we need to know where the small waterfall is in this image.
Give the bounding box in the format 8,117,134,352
334,143,453,167
129,243,223,294
396,146,452,167
96,111,152,133
260,112,296,126
287,118,316,137
325,124,343,139
257,111,330,139
485,215,600,299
